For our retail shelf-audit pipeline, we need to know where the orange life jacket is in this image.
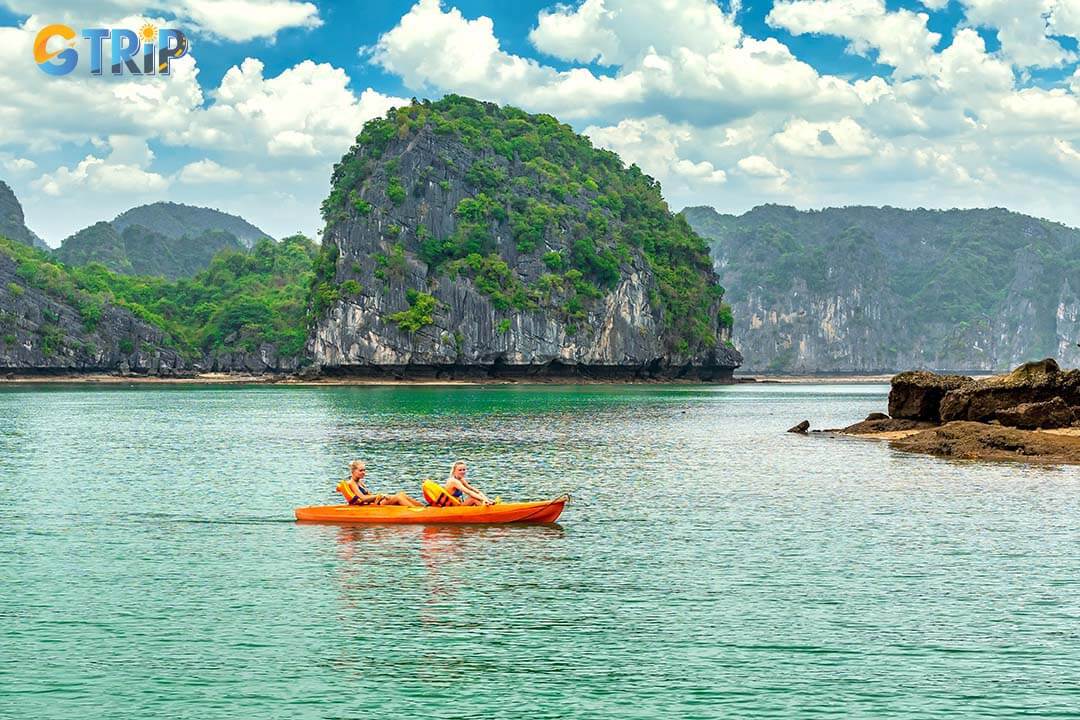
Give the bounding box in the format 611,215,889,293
336,480,362,505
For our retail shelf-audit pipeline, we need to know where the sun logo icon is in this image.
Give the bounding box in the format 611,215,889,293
139,22,157,43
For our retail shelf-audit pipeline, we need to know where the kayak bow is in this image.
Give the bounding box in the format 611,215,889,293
294,496,568,525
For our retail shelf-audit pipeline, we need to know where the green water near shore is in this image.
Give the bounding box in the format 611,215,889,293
2,383,1079,718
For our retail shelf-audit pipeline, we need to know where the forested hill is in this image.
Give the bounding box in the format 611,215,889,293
54,202,273,280
684,204,1080,373
55,222,244,280
310,94,740,378
112,202,271,248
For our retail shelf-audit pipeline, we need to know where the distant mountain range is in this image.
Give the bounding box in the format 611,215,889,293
684,204,1080,373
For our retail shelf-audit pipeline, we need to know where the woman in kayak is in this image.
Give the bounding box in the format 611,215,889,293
341,460,422,507
442,460,494,506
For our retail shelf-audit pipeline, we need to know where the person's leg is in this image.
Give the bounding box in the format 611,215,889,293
380,492,422,507
393,491,423,507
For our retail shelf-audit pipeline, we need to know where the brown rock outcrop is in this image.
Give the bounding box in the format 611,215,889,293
888,370,972,421
994,397,1075,430
939,359,1080,422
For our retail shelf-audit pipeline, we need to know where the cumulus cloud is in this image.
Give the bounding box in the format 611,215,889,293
177,158,242,184
529,0,742,66
2,156,37,173
959,0,1070,68
0,3,405,241
0,0,321,41
736,155,789,180
180,0,321,41
0,20,203,151
773,117,877,159
168,58,407,163
370,0,643,121
370,0,856,124
33,136,168,197
767,0,941,77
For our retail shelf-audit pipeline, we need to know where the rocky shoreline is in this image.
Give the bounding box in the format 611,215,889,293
0,367,734,385
792,359,1080,465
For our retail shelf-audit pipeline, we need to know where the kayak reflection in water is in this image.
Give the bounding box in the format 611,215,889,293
442,460,494,506
339,460,423,507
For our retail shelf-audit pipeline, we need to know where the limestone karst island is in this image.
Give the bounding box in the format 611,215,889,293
5,2,1080,719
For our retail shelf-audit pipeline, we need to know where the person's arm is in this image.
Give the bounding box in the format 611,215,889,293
349,479,381,505
459,478,493,504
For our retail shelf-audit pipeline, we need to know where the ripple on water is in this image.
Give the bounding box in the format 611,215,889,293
1,383,1080,718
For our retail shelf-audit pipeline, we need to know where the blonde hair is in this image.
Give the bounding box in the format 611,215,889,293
451,460,466,473
350,460,366,472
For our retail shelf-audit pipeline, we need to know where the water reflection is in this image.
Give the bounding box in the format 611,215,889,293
332,523,566,627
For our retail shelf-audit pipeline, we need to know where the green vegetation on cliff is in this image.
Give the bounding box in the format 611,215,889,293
323,95,726,353
1,234,316,358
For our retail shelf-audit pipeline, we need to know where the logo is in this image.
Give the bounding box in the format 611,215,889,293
34,23,188,77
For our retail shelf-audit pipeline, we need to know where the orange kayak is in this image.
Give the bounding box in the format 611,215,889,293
294,496,568,524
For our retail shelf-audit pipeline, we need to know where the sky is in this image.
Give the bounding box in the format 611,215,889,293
3,0,1080,245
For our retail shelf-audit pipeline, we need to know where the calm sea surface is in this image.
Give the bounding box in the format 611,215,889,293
1,383,1079,718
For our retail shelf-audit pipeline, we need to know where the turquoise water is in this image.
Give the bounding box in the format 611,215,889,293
2,383,1079,718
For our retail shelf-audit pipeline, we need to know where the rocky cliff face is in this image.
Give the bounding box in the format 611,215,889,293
311,97,740,379
0,238,302,376
0,251,187,374
685,204,1080,373
0,181,47,251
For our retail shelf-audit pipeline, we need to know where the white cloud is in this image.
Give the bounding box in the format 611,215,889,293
773,117,877,159
767,0,941,77
33,137,168,197
370,0,643,121
371,0,857,124
736,155,789,180
0,1,321,41
0,7,405,240
267,130,318,157
2,156,36,173
923,28,1014,98
177,158,242,184
169,58,407,162
957,0,1069,68
0,21,204,151
529,0,619,65
180,0,321,41
529,0,742,66
673,158,727,184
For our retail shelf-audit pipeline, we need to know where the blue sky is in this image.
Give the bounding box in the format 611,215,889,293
2,1,1080,244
